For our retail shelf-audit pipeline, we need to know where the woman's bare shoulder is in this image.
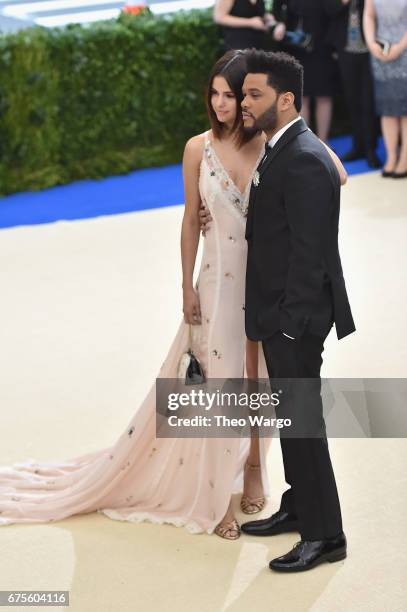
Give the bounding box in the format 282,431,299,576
184,131,209,157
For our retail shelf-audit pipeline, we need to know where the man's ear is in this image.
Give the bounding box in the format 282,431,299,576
279,91,295,111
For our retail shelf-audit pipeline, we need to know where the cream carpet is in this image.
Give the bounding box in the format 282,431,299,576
0,172,406,611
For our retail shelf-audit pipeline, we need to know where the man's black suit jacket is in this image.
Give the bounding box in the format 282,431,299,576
245,118,355,342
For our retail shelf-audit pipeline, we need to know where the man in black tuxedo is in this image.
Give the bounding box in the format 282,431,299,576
240,50,356,572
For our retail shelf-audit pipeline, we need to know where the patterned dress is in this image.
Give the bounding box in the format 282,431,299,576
0,133,272,534
371,0,407,116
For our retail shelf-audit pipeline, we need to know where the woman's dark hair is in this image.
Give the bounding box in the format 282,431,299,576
206,50,258,148
245,50,304,112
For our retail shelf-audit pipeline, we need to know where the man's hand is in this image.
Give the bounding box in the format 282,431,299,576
199,203,213,237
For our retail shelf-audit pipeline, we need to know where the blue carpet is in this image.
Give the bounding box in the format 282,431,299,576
0,135,385,229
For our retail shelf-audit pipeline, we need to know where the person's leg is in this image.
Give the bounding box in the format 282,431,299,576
217,340,263,540
338,52,365,155
381,116,401,173
243,339,264,508
246,337,260,465
395,116,407,174
315,96,333,142
245,338,259,380
247,438,260,464
215,497,240,539
261,334,297,517
360,54,379,155
246,340,259,470
262,332,343,540
217,339,264,532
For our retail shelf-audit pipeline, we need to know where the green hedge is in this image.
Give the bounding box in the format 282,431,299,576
0,11,221,195
0,11,350,197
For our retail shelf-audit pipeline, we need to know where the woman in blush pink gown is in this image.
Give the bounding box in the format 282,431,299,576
0,50,347,539
0,51,271,539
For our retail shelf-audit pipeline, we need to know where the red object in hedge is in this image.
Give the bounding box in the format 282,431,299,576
122,3,148,15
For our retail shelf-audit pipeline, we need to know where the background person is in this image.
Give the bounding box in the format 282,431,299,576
325,0,381,168
0,51,270,541
364,0,407,178
240,49,355,573
273,0,338,142
214,0,286,51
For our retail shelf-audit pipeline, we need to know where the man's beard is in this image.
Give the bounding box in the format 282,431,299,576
244,99,279,136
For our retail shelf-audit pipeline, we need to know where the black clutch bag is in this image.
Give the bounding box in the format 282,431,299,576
177,325,206,385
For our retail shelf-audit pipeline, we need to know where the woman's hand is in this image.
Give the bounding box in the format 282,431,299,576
384,42,405,62
199,203,213,236
263,12,276,27
250,16,267,31
183,287,201,325
369,41,386,60
321,140,348,186
272,22,286,41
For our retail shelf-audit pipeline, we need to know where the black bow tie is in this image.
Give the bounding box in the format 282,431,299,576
265,142,272,152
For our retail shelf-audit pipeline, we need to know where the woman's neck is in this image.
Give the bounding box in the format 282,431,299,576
222,123,235,139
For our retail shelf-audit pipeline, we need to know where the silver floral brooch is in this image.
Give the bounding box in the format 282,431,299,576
252,171,260,187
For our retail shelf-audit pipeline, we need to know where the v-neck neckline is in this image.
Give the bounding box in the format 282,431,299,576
206,137,265,198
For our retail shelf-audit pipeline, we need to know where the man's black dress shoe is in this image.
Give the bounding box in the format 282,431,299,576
366,150,382,169
341,149,364,162
241,510,299,536
269,533,347,573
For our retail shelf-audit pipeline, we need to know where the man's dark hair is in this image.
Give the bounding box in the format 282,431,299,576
245,50,303,112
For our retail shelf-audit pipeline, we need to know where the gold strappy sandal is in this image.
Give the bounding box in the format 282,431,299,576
214,519,241,540
241,462,266,515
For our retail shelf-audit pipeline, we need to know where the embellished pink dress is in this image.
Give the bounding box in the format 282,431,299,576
0,132,270,534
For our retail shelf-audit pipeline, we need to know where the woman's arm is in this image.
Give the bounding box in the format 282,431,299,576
181,135,203,324
364,0,407,59
321,141,348,185
363,0,384,60
264,13,287,40
384,31,407,62
395,31,407,52
214,0,266,30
